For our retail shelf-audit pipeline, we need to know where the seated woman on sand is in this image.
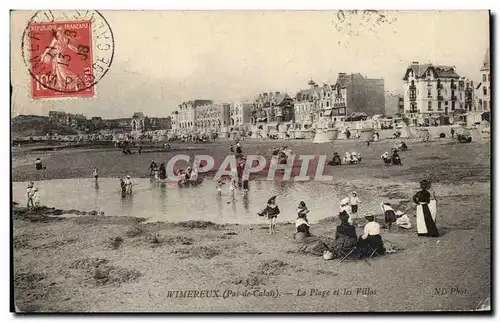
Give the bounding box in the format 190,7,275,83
328,152,342,166
357,213,386,258
381,152,391,164
332,212,358,258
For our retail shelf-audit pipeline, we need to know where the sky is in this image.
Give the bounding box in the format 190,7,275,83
10,10,490,118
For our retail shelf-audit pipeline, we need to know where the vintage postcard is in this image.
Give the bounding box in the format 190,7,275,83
10,10,491,313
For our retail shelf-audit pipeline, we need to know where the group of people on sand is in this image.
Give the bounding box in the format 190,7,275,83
256,178,438,261
26,181,40,209
381,149,403,166
327,152,362,166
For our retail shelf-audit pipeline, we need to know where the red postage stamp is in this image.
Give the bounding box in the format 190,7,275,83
27,20,94,99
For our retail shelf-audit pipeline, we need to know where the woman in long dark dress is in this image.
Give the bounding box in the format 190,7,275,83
413,180,439,237
332,212,358,258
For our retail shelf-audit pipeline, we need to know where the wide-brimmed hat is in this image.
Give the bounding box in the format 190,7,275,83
351,191,357,196
364,213,375,220
339,211,349,222
267,196,277,203
126,175,131,178
420,179,430,189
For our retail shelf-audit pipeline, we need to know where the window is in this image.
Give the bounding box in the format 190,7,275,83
451,101,455,110
488,74,491,82
320,113,323,117
445,101,448,106
445,89,448,95
437,90,441,96
483,74,487,82
460,93,463,100
427,90,431,98
483,101,487,110
483,87,487,96
438,101,442,110
428,101,432,111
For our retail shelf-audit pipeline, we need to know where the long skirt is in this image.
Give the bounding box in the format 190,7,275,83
384,210,396,224
416,201,439,237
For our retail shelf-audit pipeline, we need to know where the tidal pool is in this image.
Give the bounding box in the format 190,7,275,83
13,178,388,224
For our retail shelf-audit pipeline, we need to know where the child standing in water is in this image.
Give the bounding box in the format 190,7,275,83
32,188,40,208
26,181,34,208
265,196,280,234
120,178,126,198
93,168,99,181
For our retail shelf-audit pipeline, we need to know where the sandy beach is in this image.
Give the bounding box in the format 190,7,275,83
12,138,491,312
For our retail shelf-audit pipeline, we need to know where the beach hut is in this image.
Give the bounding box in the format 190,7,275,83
399,125,413,138
313,128,330,143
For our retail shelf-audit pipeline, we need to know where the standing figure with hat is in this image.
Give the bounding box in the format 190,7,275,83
264,196,280,234
413,180,439,237
124,175,133,195
357,213,386,258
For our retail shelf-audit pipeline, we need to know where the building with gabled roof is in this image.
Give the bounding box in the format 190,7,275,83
403,61,462,126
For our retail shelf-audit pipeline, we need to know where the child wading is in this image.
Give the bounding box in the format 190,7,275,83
32,188,40,208
260,196,280,234
26,181,34,208
93,168,99,181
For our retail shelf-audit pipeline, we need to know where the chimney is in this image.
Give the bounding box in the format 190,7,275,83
275,91,280,95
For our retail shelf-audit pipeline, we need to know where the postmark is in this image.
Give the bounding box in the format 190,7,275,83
21,10,114,99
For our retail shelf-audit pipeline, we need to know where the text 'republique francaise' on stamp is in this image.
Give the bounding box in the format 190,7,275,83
21,10,115,100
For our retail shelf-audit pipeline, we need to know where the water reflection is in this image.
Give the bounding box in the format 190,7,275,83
12,178,379,224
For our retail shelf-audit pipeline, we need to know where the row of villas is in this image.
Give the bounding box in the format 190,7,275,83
291,73,385,128
171,100,252,132
170,48,490,133
171,72,386,132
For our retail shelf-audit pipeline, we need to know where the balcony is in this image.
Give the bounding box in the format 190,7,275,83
409,109,418,113
437,95,444,101
409,96,416,101
333,103,345,108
